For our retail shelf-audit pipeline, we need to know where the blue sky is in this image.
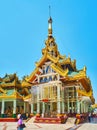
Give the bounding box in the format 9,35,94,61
0,0,97,102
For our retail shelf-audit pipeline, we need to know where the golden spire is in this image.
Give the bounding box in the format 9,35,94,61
42,6,59,57
48,6,53,36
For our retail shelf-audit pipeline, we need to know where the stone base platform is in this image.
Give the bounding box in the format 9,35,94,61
34,117,67,124
0,118,17,122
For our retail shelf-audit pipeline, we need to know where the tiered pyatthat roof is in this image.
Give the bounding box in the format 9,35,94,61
0,73,21,88
0,73,30,100
26,17,77,82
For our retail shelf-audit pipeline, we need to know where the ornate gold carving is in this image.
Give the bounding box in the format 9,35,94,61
26,67,40,82
0,87,6,94
50,63,69,77
77,89,92,97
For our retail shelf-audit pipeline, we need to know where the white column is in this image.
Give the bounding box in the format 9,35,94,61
81,102,83,113
1,100,4,114
80,102,82,113
67,99,69,113
42,102,45,113
84,102,85,113
57,83,61,113
85,103,86,112
62,88,65,113
77,101,80,114
31,104,34,113
13,100,16,114
84,103,87,112
62,102,65,113
86,104,88,112
37,86,40,113
76,91,80,113
67,88,69,113
58,74,60,81
87,104,89,112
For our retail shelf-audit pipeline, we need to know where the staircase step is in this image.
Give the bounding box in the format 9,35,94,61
66,117,76,124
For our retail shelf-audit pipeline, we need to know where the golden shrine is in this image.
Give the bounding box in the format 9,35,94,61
0,16,95,123
0,73,31,120
24,16,95,123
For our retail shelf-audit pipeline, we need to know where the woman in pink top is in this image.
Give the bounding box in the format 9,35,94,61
17,114,24,130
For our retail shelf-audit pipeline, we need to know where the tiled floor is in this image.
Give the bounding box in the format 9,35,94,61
0,117,97,130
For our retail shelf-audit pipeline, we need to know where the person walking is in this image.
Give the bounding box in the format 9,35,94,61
17,114,24,130
88,113,91,123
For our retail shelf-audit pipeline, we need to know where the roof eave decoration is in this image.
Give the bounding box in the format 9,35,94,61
21,81,32,87
36,53,59,68
60,57,71,64
0,90,23,100
91,104,97,109
26,67,41,83
0,80,16,87
0,73,21,88
67,76,91,92
67,67,86,80
74,69,86,78
20,88,30,96
62,68,91,92
78,78,91,92
90,96,95,104
26,53,60,83
0,87,6,94
23,94,31,101
77,89,95,104
12,91,23,99
47,54,59,63
35,53,47,67
77,89,92,97
58,56,76,71
50,63,69,77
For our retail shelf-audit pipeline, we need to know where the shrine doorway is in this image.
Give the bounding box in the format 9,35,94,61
43,102,57,117
44,102,50,117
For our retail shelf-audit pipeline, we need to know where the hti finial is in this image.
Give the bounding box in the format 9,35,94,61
49,5,51,17
48,6,53,36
